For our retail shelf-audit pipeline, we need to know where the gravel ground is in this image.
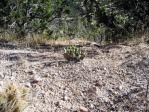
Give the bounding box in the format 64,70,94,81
0,42,149,112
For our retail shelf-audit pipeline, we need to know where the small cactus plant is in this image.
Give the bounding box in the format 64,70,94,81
63,45,85,62
0,82,29,112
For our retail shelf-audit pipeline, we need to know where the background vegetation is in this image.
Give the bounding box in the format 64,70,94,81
0,0,149,43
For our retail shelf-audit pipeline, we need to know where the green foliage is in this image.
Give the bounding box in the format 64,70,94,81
0,0,54,36
0,0,149,42
81,0,149,42
64,45,85,62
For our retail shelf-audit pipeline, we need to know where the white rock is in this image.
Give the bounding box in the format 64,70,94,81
0,81,4,91
25,83,32,88
79,106,88,112
0,81,4,86
31,76,42,83
63,95,68,101
10,76,15,80
119,85,123,90
90,104,94,109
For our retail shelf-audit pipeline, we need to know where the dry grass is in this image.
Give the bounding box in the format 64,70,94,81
0,29,149,48
0,82,29,112
48,38,90,46
25,35,90,46
119,30,149,45
0,32,91,47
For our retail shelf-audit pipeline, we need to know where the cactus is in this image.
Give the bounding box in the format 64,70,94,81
63,45,85,62
0,82,28,112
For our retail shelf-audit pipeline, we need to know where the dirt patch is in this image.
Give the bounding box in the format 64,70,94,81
0,42,149,112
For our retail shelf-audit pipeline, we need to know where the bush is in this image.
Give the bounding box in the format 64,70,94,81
0,0,149,43
0,0,54,36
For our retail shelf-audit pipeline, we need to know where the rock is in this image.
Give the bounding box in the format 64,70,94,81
28,71,35,75
55,101,61,107
90,42,102,48
138,43,147,49
43,74,49,77
25,83,32,88
102,49,109,53
63,95,68,101
7,54,20,61
31,76,42,84
90,104,94,109
119,85,123,90
79,106,88,112
10,76,15,80
0,81,4,91
0,72,4,78
0,81,4,86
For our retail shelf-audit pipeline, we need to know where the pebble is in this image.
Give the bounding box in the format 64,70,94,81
90,104,94,109
79,106,88,112
63,95,68,101
0,81,4,91
31,76,42,83
28,71,35,75
55,101,61,107
0,81,4,86
10,76,15,80
119,85,123,90
25,83,32,88
0,73,4,78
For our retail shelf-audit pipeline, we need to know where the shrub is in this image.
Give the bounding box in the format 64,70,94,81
0,82,29,112
1,0,149,42
63,45,85,62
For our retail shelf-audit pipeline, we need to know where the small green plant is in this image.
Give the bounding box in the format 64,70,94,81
63,45,85,62
0,82,29,112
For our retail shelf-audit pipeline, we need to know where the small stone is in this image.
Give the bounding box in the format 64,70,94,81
63,95,68,101
7,54,20,61
0,81,4,91
41,90,47,96
28,71,34,75
10,76,15,80
0,81,4,86
0,72,4,78
55,101,61,107
90,104,94,109
90,42,101,47
25,83,32,88
119,85,122,90
31,76,42,83
43,74,49,77
79,106,88,112
107,76,112,78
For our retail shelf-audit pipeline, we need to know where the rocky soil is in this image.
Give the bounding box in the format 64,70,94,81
0,41,149,112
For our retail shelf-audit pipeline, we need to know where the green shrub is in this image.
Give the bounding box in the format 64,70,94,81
63,45,85,62
0,82,28,112
0,0,149,42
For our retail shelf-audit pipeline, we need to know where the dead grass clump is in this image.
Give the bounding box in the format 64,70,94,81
119,30,149,46
0,30,91,47
48,38,90,46
0,82,29,112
